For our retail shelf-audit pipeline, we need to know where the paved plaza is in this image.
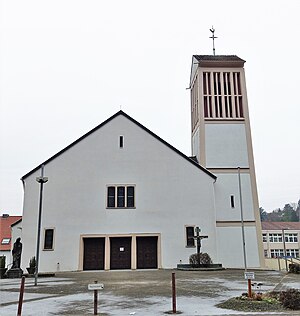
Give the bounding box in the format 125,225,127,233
1,269,300,315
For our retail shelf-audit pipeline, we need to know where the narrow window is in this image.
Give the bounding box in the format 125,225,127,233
203,73,207,95
117,186,125,207
107,186,115,207
127,186,135,208
230,195,235,208
238,96,244,117
262,234,267,242
186,226,195,247
44,229,54,250
264,250,268,258
119,136,124,148
204,97,208,117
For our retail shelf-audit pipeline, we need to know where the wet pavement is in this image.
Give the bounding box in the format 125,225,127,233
1,269,300,315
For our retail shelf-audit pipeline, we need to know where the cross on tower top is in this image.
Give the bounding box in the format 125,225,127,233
209,26,218,56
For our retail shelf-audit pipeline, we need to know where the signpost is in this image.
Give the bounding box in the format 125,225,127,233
88,281,104,315
244,272,255,297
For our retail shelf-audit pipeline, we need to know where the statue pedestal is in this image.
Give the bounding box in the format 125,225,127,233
6,268,23,278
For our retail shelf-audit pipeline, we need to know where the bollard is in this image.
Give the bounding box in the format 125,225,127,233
172,272,176,314
247,279,252,298
17,276,25,316
94,280,98,315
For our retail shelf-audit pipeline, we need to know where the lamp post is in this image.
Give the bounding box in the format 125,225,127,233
282,228,288,271
34,165,48,286
238,167,247,271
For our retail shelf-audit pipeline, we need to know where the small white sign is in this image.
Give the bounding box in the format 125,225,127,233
244,272,255,280
120,247,124,252
88,283,104,290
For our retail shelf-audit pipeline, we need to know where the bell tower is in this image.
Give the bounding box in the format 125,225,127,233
190,55,264,268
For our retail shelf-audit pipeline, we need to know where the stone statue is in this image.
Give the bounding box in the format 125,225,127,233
12,238,22,269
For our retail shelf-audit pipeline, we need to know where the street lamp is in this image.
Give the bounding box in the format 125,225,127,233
282,228,288,271
238,167,247,271
34,165,48,286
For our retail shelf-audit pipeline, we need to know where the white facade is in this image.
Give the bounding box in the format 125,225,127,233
20,55,264,272
21,113,218,272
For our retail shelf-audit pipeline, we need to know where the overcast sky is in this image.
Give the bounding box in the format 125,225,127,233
0,0,299,215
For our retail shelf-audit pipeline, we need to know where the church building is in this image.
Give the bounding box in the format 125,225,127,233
20,55,264,272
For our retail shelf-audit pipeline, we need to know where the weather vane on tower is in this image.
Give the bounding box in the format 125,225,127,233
209,26,217,56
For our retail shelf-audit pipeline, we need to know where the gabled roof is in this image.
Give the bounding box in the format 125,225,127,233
0,215,22,251
261,222,300,231
21,111,216,180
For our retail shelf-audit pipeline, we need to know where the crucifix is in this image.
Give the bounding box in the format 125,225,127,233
209,26,217,56
194,226,208,254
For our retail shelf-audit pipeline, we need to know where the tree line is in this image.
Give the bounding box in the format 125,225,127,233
260,199,300,222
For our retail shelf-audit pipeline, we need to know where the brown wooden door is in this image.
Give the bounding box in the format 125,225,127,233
110,237,132,270
137,236,158,269
83,238,105,270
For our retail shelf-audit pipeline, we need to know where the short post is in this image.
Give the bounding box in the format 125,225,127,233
17,276,25,316
247,279,252,298
277,257,281,271
94,280,98,315
244,271,254,298
172,272,176,314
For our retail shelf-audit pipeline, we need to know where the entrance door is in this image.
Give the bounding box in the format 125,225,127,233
110,237,132,270
83,238,105,270
137,236,158,269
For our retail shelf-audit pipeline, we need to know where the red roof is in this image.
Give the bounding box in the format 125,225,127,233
261,222,300,231
0,215,22,251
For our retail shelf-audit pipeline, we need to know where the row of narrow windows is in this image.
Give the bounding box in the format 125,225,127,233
203,71,244,119
264,249,299,258
191,71,245,130
203,72,242,96
262,233,298,243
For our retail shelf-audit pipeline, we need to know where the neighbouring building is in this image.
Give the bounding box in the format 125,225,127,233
0,214,22,267
20,55,264,273
262,222,300,270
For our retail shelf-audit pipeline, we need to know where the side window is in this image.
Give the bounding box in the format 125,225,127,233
262,233,267,242
44,229,54,250
186,226,195,247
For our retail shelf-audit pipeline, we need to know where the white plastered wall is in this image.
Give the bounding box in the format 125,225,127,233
214,173,254,221
21,115,218,272
216,226,261,268
205,124,249,168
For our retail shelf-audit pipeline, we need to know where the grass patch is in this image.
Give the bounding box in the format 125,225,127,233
216,292,288,313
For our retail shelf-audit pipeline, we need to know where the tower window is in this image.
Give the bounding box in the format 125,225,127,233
230,195,235,208
202,71,244,119
119,136,124,148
